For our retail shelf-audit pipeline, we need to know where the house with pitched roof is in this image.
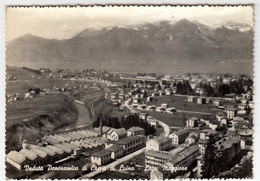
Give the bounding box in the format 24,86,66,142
30,148,49,165
186,117,198,127
146,136,172,151
19,149,43,166
46,145,68,160
38,146,59,162
169,129,190,145
105,145,124,159
127,126,145,136
6,151,32,170
106,136,146,154
91,150,112,166
103,127,127,141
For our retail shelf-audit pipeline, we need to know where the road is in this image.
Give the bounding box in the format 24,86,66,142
124,99,170,137
79,147,146,179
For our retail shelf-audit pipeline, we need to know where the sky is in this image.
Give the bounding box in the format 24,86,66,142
6,5,254,41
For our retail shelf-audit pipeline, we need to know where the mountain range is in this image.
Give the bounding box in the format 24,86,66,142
6,19,254,65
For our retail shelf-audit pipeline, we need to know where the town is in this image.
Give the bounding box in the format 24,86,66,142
6,66,253,179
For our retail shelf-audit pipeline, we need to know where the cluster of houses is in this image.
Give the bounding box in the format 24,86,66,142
7,90,47,103
6,125,148,170
144,124,247,179
6,129,103,170
91,125,147,166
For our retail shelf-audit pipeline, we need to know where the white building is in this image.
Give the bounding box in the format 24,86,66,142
169,129,190,145
146,136,172,151
91,150,112,166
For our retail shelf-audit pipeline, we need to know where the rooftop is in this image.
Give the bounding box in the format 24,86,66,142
198,139,209,144
169,146,199,165
30,148,48,158
170,129,190,136
19,149,38,161
107,135,145,145
150,136,172,144
145,150,174,160
128,126,145,132
106,145,123,152
38,147,56,156
6,151,27,164
215,137,241,150
46,145,64,155
114,128,127,136
91,150,111,157
54,144,73,153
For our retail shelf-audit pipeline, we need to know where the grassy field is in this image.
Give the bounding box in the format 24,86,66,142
146,95,218,113
141,110,212,127
6,94,77,128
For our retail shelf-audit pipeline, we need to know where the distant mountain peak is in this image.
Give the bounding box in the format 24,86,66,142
6,19,253,65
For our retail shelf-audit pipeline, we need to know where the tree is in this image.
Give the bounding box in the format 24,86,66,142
143,90,148,98
201,135,222,178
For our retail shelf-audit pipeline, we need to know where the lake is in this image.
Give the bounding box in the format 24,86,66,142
7,61,253,76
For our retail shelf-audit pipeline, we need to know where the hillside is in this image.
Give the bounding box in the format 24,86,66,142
6,93,78,153
6,19,253,65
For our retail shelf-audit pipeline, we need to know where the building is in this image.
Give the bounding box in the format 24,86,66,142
197,155,204,178
197,97,206,104
106,136,146,154
127,126,145,136
105,145,124,159
46,145,68,160
30,148,49,165
214,137,241,163
198,139,209,155
185,134,198,146
240,137,253,151
164,146,200,171
187,96,195,102
19,149,43,166
223,93,236,101
146,136,172,151
169,129,190,145
213,99,221,106
6,151,31,170
91,150,112,166
225,107,237,119
102,127,127,141
38,147,59,162
186,117,198,127
147,119,159,128
198,129,218,155
145,150,174,167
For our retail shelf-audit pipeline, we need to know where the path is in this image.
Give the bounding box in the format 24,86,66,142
79,147,146,179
